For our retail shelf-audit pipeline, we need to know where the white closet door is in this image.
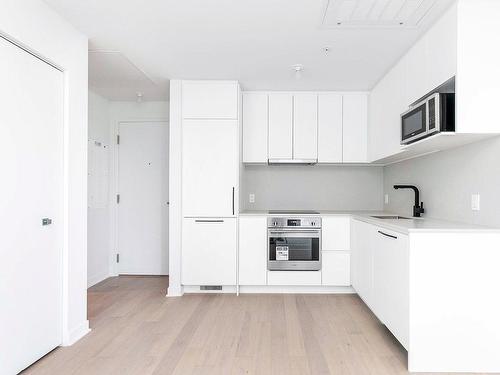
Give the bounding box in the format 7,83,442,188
0,37,64,374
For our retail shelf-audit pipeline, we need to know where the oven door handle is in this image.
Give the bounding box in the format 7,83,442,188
268,230,321,237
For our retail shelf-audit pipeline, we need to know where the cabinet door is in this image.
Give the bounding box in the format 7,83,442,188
351,220,374,306
238,216,267,285
182,81,238,119
322,252,350,286
293,94,318,160
322,216,350,251
183,120,238,217
182,218,237,285
268,93,293,160
318,94,343,163
242,93,268,163
373,228,409,349
343,94,368,163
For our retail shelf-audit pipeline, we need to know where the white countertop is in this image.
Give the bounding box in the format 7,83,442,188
239,209,500,234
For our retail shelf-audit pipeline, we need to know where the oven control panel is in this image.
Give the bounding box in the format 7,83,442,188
268,216,321,228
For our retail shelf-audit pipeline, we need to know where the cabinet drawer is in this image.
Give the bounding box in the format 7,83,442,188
322,216,351,251
182,81,238,119
322,251,351,286
267,271,321,286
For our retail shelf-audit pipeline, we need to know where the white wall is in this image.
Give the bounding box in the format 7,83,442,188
0,0,89,345
87,91,110,287
384,136,500,228
242,165,384,211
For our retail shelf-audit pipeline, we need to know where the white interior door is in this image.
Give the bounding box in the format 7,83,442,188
0,37,63,374
118,122,169,275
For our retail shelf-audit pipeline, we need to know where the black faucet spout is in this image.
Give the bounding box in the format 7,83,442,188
393,185,425,217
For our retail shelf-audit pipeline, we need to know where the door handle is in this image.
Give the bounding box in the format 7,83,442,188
232,187,235,216
42,218,53,226
378,230,397,239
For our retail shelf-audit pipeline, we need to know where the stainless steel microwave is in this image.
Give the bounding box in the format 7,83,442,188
401,93,455,145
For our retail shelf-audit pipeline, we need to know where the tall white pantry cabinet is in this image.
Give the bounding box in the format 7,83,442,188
180,81,240,286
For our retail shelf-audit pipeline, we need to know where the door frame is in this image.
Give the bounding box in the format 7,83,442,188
110,119,169,277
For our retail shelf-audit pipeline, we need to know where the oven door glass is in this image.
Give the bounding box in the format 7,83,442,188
401,103,427,143
268,231,320,271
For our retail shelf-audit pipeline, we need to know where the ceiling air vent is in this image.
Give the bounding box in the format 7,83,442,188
322,0,441,28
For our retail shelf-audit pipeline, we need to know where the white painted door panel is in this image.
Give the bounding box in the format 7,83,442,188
182,218,237,285
268,94,293,160
343,94,368,162
182,120,238,217
373,228,409,349
293,94,318,160
318,94,343,163
322,252,351,286
351,220,374,307
182,81,238,119
0,37,63,375
238,216,267,285
322,216,351,250
242,93,268,163
118,122,169,275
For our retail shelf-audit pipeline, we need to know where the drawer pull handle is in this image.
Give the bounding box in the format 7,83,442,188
195,219,224,223
378,230,397,239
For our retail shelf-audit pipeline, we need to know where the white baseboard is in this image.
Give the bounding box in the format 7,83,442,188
62,320,90,346
182,285,356,295
87,272,110,288
240,285,355,294
167,284,184,297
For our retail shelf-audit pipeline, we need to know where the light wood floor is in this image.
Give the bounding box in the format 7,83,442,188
22,276,481,375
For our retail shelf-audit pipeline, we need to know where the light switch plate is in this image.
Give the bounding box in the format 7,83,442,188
471,194,480,211
384,194,389,205
249,193,255,203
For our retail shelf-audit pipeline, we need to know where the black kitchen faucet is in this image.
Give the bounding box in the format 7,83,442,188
393,185,425,217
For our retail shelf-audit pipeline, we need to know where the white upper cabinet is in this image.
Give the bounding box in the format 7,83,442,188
343,94,368,163
182,119,238,217
242,93,268,163
268,93,293,160
318,94,343,163
182,81,239,119
293,94,318,160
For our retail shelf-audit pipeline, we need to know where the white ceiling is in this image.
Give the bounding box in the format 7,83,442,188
44,0,455,100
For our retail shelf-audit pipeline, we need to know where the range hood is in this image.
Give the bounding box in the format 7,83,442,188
268,159,318,165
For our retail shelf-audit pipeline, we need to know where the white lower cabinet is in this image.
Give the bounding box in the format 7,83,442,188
351,219,409,349
182,218,237,285
267,271,322,286
238,216,267,285
322,251,350,286
372,227,409,349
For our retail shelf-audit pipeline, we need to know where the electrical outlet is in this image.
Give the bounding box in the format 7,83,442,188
384,194,389,205
249,193,255,203
471,194,480,211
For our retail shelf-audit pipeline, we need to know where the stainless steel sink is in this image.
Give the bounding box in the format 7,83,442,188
371,215,412,220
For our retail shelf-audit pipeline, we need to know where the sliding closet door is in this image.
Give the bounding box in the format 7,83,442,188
0,37,64,375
